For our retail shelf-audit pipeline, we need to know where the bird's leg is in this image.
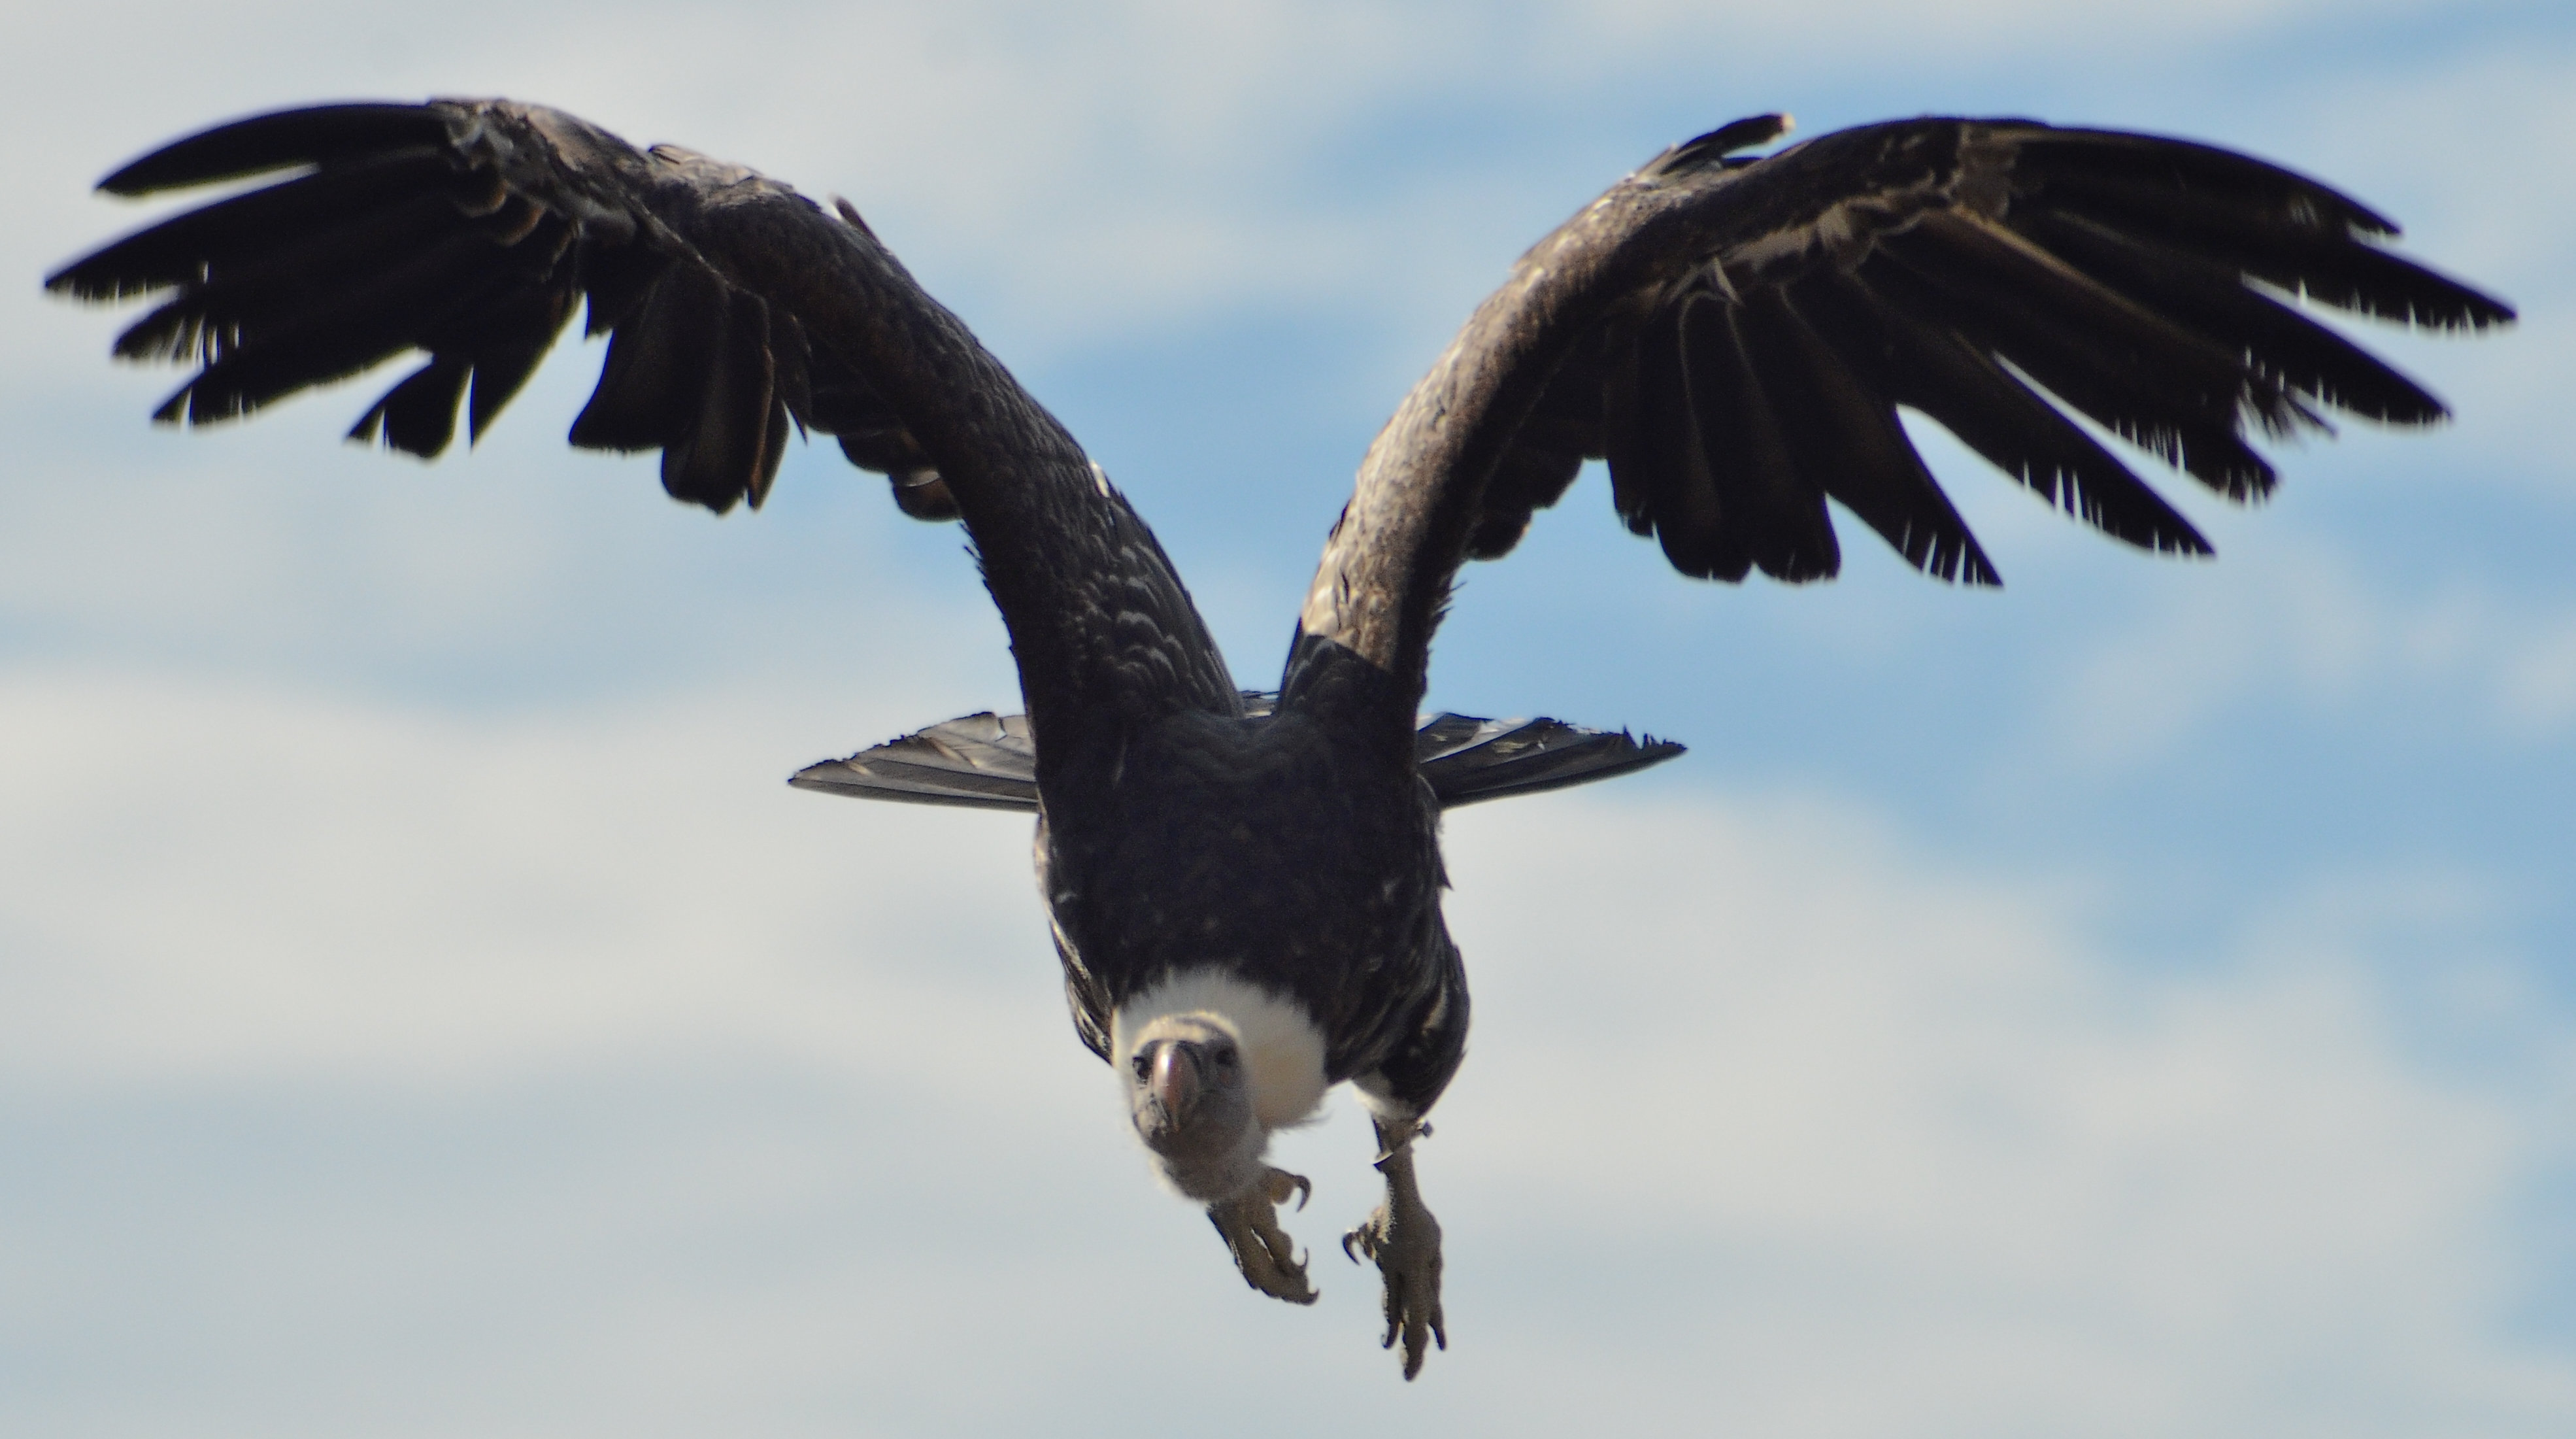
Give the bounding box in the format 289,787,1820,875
1342,1117,1445,1380
1205,1166,1316,1305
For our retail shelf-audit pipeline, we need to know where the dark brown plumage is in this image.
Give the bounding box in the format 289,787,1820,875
47,100,2511,1379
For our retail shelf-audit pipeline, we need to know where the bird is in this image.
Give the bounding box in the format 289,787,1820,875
46,99,2512,1379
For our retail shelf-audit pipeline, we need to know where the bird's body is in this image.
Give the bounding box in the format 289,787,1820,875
1046,698,1461,1110
49,97,2510,1378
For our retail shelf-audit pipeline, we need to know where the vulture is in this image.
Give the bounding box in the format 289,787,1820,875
47,101,2511,1378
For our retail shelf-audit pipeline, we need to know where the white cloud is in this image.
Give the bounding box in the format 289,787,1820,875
2038,539,2576,764
1433,792,2575,1434
2498,614,2576,732
0,666,1037,1086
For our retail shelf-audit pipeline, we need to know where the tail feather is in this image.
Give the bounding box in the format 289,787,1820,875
788,695,1685,812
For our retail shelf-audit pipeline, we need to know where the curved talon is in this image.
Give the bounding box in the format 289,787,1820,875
1206,1167,1320,1306
1341,1214,1384,1263
1354,1119,1445,1380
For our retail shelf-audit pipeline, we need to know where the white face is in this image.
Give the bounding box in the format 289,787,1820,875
1126,1014,1243,1128
1124,1014,1262,1202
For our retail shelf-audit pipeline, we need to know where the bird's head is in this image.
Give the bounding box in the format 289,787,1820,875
1124,1012,1265,1201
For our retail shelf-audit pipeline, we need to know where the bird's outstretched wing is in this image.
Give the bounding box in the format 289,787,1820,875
1288,114,2514,735
46,100,1238,756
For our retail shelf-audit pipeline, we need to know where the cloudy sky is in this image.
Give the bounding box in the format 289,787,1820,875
5,1,2571,1433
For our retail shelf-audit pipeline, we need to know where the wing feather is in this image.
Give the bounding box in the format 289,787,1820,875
53,99,1243,764
2011,207,2449,425
1463,342,1597,560
1752,286,1997,586
1290,114,2509,735
1679,287,1840,582
463,277,580,443
1875,211,2294,497
1799,267,2215,555
659,282,780,509
567,260,722,452
350,354,471,456
2018,150,2510,330
1624,297,1740,578
58,146,461,302
92,103,458,197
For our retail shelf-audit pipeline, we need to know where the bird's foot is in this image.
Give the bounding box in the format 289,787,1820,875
1343,1123,1445,1380
1206,1166,1316,1305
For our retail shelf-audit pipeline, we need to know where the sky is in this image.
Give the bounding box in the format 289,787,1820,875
3,1,2572,1434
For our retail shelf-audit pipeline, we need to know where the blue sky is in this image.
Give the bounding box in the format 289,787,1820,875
4,1,2572,1433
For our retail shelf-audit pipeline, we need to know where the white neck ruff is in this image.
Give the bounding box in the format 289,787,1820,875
1111,970,1329,1131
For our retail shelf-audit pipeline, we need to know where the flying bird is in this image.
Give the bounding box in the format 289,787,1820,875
46,101,2511,1378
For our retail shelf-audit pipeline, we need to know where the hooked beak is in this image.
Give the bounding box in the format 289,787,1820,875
1148,1041,1201,1121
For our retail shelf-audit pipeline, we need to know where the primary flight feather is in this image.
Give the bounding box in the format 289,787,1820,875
48,99,2511,1378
